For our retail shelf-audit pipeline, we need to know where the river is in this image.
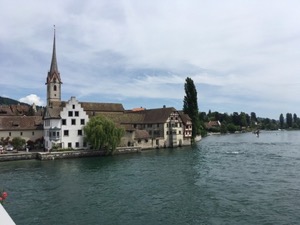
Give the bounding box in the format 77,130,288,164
1,131,300,225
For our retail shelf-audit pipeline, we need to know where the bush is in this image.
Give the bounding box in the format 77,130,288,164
11,137,26,150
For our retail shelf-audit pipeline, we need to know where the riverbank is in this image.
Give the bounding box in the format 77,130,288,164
0,146,141,162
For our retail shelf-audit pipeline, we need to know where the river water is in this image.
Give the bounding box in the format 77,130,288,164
1,131,300,225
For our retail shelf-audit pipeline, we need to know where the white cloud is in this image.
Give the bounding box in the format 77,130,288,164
1,0,300,118
19,94,45,106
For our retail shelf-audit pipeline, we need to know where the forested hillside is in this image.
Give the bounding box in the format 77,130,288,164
0,96,29,106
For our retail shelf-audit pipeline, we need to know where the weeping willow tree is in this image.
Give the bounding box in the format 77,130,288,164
84,115,124,155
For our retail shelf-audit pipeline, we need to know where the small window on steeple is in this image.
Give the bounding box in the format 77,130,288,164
54,85,57,91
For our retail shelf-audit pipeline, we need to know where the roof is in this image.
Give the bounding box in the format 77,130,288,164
142,107,176,123
205,120,221,129
47,28,62,84
0,116,43,131
0,105,43,116
44,106,63,119
80,102,124,112
178,111,192,124
135,130,150,139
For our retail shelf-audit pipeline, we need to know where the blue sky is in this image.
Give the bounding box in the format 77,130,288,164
1,0,300,119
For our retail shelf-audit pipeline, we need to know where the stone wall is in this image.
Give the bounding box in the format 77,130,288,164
37,150,105,160
0,152,38,162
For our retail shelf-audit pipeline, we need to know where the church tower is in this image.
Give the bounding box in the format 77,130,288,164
46,26,62,107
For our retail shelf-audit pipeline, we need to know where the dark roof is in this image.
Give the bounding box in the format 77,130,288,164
97,112,144,124
44,106,63,119
43,101,65,119
205,121,221,129
142,107,176,123
80,102,124,112
0,116,43,130
178,111,192,124
135,130,150,139
0,105,30,116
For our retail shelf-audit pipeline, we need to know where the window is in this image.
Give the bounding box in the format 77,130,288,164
64,130,69,136
157,123,159,128
52,132,56,137
81,119,85,125
54,85,57,91
76,142,79,148
75,111,79,117
57,132,59,137
68,111,73,117
72,105,75,109
9,132,11,136
78,130,82,136
166,131,169,135
179,131,181,134
32,131,35,136
147,124,152,128
20,132,23,136
68,142,72,148
72,119,76,125
62,119,66,125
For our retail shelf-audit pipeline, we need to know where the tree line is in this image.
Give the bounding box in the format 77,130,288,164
182,77,300,137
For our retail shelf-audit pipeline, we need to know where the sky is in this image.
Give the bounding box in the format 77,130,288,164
1,0,300,119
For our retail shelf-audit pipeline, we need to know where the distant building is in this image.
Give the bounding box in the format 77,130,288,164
205,120,221,130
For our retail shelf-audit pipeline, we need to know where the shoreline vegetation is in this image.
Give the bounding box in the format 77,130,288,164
199,110,300,137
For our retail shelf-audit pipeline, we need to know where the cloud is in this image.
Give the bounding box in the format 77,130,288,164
19,94,45,106
1,0,300,119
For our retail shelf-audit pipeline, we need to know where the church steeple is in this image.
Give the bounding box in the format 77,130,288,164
49,26,59,76
46,26,62,107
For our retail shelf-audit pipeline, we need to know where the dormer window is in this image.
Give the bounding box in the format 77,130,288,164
54,85,57,91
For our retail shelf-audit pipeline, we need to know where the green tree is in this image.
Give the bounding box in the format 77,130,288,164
250,112,257,123
286,113,293,128
183,77,201,140
279,113,284,129
220,121,228,134
26,106,36,116
232,112,240,126
84,115,124,155
240,112,247,127
11,137,26,150
293,113,298,128
227,123,238,133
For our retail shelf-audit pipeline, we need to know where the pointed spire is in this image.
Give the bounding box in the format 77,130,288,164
49,25,59,74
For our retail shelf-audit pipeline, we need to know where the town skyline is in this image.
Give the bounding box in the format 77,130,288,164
1,0,300,119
